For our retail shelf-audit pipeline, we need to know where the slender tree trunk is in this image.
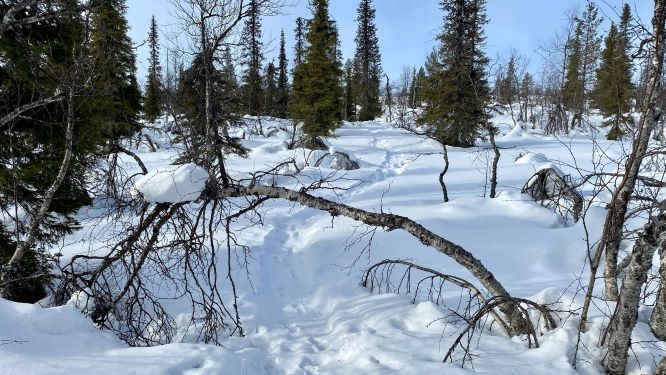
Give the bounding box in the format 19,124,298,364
385,74,392,122
1,87,76,299
650,240,666,339
489,131,500,199
0,95,64,129
439,145,450,203
605,214,665,375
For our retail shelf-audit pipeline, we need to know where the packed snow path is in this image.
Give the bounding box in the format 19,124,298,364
1,120,662,374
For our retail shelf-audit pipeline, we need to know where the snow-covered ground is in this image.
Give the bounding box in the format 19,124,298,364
1,116,663,374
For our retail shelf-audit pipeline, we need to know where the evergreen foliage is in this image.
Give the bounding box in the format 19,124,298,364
418,0,490,148
222,47,240,95
241,0,264,116
276,30,290,118
343,59,358,121
263,61,278,117
496,54,519,105
521,72,534,100
0,223,50,303
0,0,137,302
563,21,584,110
88,0,143,139
290,0,343,144
353,0,382,121
144,15,163,123
176,54,245,163
408,67,426,108
293,17,307,70
563,2,602,125
594,20,634,140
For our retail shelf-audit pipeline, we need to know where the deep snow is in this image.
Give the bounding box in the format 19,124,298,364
1,116,664,374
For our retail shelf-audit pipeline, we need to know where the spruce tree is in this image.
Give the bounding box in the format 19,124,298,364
563,22,584,111
293,17,307,70
408,66,426,108
408,67,418,107
263,61,278,117
0,0,94,302
144,15,163,123
241,0,263,116
520,72,534,121
222,47,239,96
564,2,602,127
619,3,632,50
353,0,383,121
89,0,142,139
343,59,358,121
290,0,343,145
419,0,490,148
498,54,518,105
176,53,245,162
594,22,633,140
276,30,290,119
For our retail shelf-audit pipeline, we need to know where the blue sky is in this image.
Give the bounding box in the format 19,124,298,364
126,0,652,86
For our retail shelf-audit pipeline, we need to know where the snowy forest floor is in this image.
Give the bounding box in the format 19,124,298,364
1,114,664,374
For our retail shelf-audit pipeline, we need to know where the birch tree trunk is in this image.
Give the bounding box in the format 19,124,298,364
214,184,530,331
605,214,666,375
489,130,500,199
650,240,666,340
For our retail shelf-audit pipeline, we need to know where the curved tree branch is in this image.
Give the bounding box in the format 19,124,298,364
208,184,526,329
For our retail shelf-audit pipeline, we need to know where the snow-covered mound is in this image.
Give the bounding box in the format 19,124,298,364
134,163,209,203
295,147,360,170
0,299,271,375
515,151,550,165
499,123,542,144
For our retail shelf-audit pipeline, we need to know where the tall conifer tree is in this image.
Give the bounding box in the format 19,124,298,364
144,15,163,123
89,0,142,138
263,61,278,117
419,0,490,148
290,0,343,145
353,0,382,121
594,21,633,140
497,54,518,105
293,17,307,70
563,22,584,111
563,2,602,127
408,67,426,108
343,59,358,121
276,30,290,118
241,0,263,116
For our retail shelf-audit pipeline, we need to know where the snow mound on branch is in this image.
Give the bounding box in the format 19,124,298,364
515,152,550,165
134,163,209,203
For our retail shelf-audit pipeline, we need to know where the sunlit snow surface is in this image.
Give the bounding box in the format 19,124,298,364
1,116,663,374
